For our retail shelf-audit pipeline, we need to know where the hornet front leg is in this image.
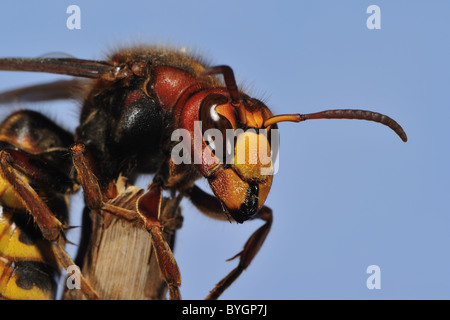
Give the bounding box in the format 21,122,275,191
187,185,273,300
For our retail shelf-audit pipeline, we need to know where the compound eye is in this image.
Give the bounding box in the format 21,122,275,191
199,94,235,162
200,94,231,131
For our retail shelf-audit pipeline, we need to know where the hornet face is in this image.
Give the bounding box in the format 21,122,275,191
179,88,279,223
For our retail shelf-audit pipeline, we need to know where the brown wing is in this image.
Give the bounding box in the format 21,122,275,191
0,57,116,104
0,79,89,104
0,58,114,78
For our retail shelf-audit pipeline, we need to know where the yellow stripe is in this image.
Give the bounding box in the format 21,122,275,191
0,210,55,263
0,155,59,300
0,259,53,300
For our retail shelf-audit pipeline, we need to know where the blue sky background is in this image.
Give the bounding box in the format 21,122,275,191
0,1,449,299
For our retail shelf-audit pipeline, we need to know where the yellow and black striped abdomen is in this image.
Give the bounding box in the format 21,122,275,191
0,110,74,300
0,176,61,300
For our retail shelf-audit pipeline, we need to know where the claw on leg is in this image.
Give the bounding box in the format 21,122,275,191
187,184,273,300
206,206,272,300
51,241,99,300
72,142,183,300
137,184,182,300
